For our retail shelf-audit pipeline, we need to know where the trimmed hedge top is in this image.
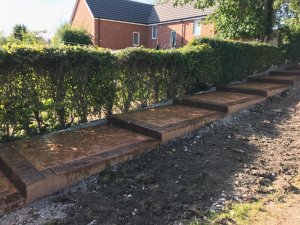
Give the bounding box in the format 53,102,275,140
0,39,285,141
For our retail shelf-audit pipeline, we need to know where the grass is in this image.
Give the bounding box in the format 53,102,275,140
189,201,265,225
190,174,300,225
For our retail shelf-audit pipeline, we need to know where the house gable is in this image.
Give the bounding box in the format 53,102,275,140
71,0,95,37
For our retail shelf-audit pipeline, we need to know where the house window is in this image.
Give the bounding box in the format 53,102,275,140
152,26,157,39
193,19,203,36
170,31,177,47
133,32,140,46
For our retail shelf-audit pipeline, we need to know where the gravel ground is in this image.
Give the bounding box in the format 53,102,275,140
1,84,300,225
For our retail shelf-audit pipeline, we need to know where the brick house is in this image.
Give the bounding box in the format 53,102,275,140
71,0,216,49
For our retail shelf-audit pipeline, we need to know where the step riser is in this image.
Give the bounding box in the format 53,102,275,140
110,117,162,140
247,77,295,85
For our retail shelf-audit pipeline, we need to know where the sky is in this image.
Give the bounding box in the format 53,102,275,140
0,0,153,39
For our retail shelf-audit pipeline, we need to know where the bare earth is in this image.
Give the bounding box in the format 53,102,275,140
1,84,300,225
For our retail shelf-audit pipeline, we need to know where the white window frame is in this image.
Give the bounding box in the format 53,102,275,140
170,31,177,47
193,19,203,36
152,26,157,39
133,32,140,46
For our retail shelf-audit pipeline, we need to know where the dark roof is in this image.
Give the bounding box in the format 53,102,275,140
86,0,153,24
149,3,215,24
85,0,215,24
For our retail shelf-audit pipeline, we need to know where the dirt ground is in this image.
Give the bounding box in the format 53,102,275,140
1,84,300,225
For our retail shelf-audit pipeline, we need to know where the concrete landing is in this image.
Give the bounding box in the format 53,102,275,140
217,82,290,97
0,170,25,215
175,92,266,113
111,105,225,143
0,125,158,204
248,75,300,85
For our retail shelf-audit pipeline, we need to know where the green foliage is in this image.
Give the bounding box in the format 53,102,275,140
0,44,116,141
0,39,280,141
52,24,93,46
188,38,280,83
279,24,300,63
12,24,27,41
6,24,45,45
212,0,265,40
174,0,299,41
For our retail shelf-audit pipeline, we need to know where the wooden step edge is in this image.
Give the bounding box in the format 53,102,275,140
247,77,295,85
269,71,300,76
216,86,267,97
110,116,162,141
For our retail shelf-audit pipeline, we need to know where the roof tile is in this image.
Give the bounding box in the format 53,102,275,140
85,0,215,24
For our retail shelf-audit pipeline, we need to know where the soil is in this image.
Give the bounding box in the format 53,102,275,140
1,84,300,225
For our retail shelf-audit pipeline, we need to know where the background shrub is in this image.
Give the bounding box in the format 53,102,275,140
0,38,284,141
52,24,93,46
279,25,300,64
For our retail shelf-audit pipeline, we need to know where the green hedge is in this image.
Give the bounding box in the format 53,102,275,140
188,38,280,84
0,44,116,141
0,39,280,141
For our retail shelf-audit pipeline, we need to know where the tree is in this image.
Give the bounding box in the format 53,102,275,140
52,24,93,46
7,24,45,45
174,0,300,41
12,24,27,41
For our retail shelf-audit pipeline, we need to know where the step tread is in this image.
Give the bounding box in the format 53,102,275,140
111,105,225,142
177,91,265,113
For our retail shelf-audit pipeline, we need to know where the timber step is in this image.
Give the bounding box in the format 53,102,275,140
269,70,300,76
0,125,158,203
247,75,300,85
287,65,300,70
217,82,290,97
175,91,265,113
111,105,225,143
0,169,25,215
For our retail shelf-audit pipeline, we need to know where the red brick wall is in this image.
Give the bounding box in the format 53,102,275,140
147,20,215,49
71,0,95,38
97,19,148,50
